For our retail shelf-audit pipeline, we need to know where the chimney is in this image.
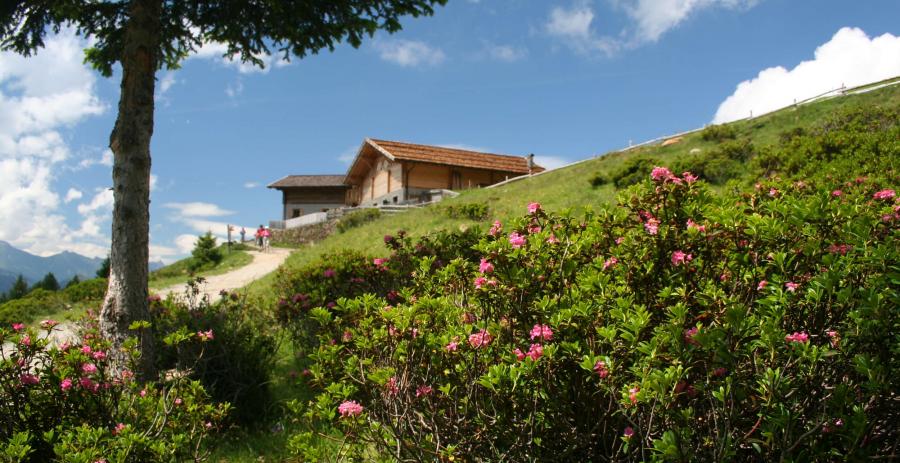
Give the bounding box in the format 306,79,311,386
527,153,535,175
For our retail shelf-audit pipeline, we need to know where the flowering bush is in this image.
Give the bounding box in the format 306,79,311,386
0,322,226,461
286,163,898,461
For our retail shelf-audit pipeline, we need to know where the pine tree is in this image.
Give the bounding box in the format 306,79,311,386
96,257,111,279
8,275,28,300
36,273,61,292
66,275,82,288
190,232,223,270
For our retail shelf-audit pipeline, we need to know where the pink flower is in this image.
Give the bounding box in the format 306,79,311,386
508,232,526,248
373,258,387,268
197,330,214,342
768,188,779,197
479,259,494,274
60,378,73,391
91,350,107,361
602,257,618,271
686,219,706,233
528,202,541,214
113,423,126,435
174,398,183,405
79,377,99,393
139,389,147,397
671,250,693,266
682,172,698,184
623,426,634,438
474,276,487,289
826,330,840,348
338,400,364,417
628,386,640,405
526,343,543,361
683,327,699,346
644,218,660,235
513,348,525,361
546,234,559,244
785,331,809,343
20,374,40,386
593,360,609,378
416,385,433,397
488,220,502,236
323,268,336,278
445,341,459,352
468,329,493,348
530,324,553,342
615,237,625,245
650,166,674,182
386,377,399,396
757,280,768,291
342,331,352,342
81,345,92,355
40,319,59,329
11,323,24,331
832,190,843,197
82,363,98,374
873,189,895,200
785,282,799,292
828,243,852,255
20,335,31,346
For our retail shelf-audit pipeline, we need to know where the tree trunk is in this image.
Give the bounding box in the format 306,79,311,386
100,0,162,381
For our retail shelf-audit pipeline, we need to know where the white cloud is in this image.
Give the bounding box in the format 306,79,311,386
225,79,244,98
534,155,571,170
544,2,618,55
191,40,290,74
545,0,759,55
714,27,900,123
164,202,234,217
159,71,177,94
243,182,259,189
76,148,114,170
484,43,528,62
374,40,446,67
77,189,114,215
174,234,199,254
64,188,83,203
0,29,110,257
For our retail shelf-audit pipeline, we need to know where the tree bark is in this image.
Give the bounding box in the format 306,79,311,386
100,0,162,381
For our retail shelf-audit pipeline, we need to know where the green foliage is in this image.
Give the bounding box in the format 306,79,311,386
610,155,661,188
64,275,81,289
0,289,65,328
62,278,108,303
33,273,60,292
281,162,899,460
443,202,490,220
151,283,280,426
590,171,610,188
701,123,737,142
190,232,223,271
8,275,28,300
337,208,382,233
0,323,226,462
95,257,110,279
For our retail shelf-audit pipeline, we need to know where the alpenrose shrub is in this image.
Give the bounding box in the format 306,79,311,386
288,168,899,461
0,321,227,462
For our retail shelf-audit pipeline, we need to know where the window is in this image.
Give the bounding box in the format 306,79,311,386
292,208,303,218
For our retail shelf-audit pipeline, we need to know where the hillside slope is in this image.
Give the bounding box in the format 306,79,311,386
247,80,900,298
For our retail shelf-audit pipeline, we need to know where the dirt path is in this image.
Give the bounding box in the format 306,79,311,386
155,247,292,303
3,248,292,356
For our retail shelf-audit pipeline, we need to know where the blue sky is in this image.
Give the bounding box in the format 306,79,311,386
2,0,900,262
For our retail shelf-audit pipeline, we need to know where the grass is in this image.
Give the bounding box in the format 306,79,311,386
245,81,900,302
149,245,254,290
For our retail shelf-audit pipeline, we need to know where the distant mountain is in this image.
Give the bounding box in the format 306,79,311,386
0,241,105,292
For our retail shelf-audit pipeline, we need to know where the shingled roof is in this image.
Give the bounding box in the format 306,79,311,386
345,138,542,183
267,175,348,189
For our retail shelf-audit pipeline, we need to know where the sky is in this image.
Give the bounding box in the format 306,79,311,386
2,0,900,263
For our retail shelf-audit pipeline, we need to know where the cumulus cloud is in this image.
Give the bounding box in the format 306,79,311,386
714,27,900,123
174,234,199,254
191,39,290,74
0,29,111,257
164,201,248,244
545,0,759,55
374,40,446,67
243,182,259,189
64,188,83,203
164,202,234,217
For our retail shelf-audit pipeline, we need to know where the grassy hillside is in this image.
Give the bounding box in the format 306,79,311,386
246,80,900,299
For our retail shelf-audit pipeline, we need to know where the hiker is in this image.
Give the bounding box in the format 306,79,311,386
261,227,271,252
240,227,246,243
255,225,265,247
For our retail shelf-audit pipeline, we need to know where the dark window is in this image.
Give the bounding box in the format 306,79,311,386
292,209,303,218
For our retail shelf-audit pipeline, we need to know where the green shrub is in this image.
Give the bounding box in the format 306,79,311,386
336,208,382,233
61,278,107,303
287,169,899,461
150,285,280,426
589,171,609,188
443,202,490,220
610,156,660,188
0,322,226,462
0,289,65,327
700,123,737,142
190,232,223,271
